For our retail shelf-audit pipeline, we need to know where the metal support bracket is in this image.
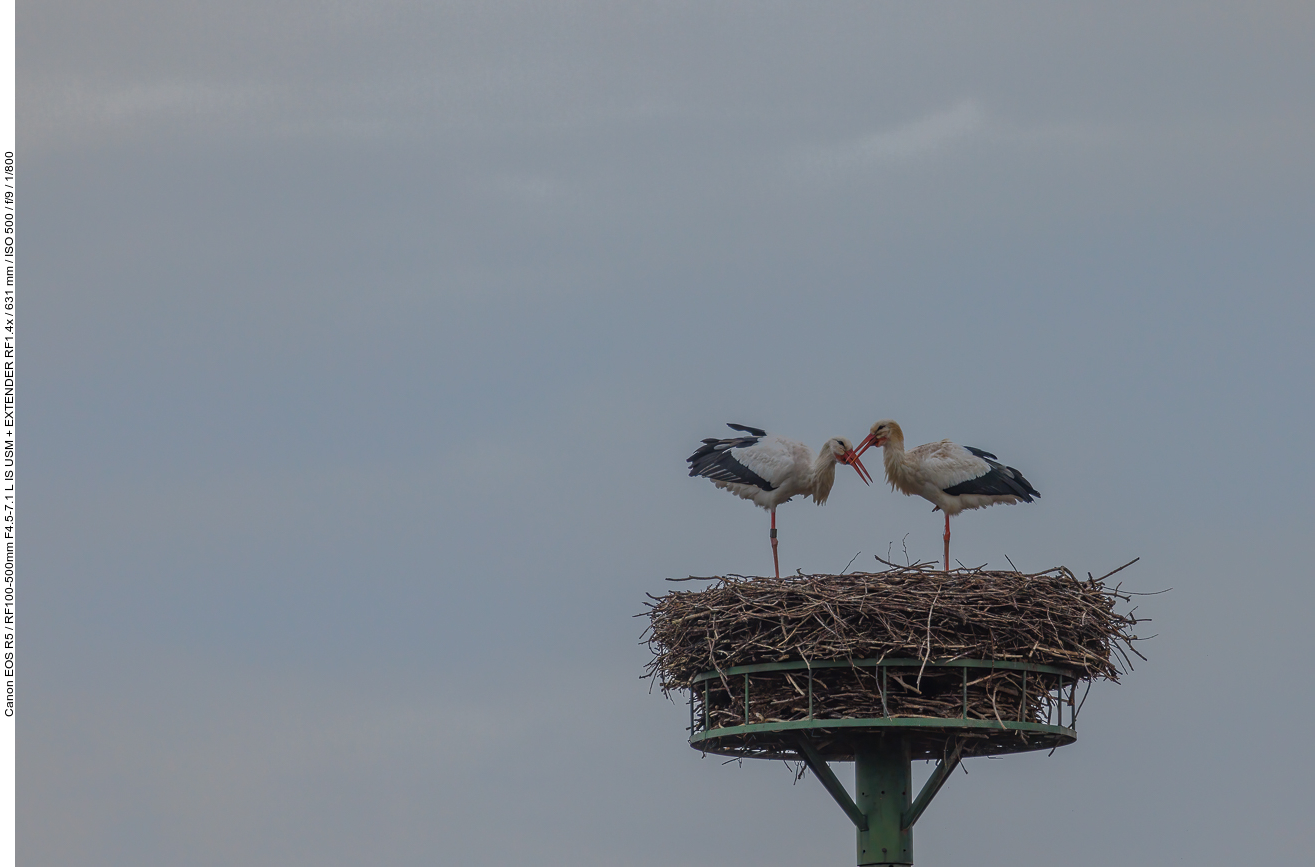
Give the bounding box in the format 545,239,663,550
901,740,963,831
795,735,868,831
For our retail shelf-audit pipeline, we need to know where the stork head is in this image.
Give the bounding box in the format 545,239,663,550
855,420,902,458
826,437,872,485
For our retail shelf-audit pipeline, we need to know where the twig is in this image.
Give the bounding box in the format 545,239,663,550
1095,558,1140,583
916,585,943,691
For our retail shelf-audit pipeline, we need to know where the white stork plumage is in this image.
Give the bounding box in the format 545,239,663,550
855,420,1039,571
688,424,872,578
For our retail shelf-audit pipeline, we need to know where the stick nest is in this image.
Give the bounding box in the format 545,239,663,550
642,559,1147,732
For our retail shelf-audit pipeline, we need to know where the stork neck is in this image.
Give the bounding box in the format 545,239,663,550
809,448,839,504
881,433,909,487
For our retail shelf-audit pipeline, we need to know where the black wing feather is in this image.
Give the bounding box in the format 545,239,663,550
942,448,1040,502
726,423,768,437
687,426,777,491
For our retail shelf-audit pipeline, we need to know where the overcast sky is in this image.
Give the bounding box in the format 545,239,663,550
21,3,1315,865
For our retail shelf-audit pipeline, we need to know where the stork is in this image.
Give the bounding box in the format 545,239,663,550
688,424,872,578
855,420,1039,571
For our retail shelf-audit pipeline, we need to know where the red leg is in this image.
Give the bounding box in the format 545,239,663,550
770,509,779,579
943,512,951,572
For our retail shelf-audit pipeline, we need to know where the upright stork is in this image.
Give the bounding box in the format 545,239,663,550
855,420,1039,571
688,424,872,578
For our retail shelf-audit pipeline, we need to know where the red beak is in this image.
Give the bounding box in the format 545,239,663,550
854,431,880,459
842,449,873,485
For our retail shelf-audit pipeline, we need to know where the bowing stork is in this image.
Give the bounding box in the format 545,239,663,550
688,424,872,578
855,420,1039,571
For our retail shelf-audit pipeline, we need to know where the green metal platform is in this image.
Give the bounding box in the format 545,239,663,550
686,658,1080,866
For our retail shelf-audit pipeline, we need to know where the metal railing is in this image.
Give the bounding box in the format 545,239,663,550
688,657,1081,742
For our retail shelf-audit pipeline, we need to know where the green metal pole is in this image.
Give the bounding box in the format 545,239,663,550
855,739,913,866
